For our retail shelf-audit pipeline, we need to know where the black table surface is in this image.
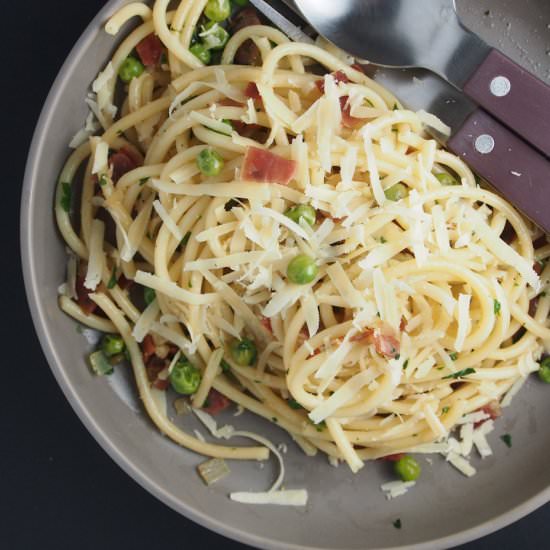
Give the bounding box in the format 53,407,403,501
4,1,549,548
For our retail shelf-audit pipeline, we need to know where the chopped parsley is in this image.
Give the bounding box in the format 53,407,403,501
220,359,231,373
393,519,402,529
500,434,512,448
107,266,118,289
443,368,476,380
392,103,399,110
442,406,450,414
402,359,409,370
98,174,108,187
310,419,326,432
449,352,458,361
287,398,303,410
60,182,72,212
139,177,149,186
380,236,387,244
493,299,501,316
271,417,278,423
365,99,374,107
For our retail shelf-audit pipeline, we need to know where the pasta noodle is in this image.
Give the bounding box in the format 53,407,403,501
55,0,550,477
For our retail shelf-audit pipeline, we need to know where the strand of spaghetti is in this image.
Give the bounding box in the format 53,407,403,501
89,292,269,460
105,2,152,35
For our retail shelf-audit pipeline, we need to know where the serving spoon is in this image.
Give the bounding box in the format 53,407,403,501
293,0,550,158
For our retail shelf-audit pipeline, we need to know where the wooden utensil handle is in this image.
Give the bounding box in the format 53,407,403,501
447,107,550,233
463,49,550,157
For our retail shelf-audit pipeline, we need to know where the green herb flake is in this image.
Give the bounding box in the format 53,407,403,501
443,368,476,380
500,434,512,448
287,398,303,410
436,366,444,371
365,99,374,107
60,182,72,213
442,406,450,414
99,174,108,187
107,266,118,289
380,236,387,244
393,519,402,529
392,103,399,110
402,359,409,370
541,291,547,297
271,417,278,423
493,299,501,316
139,177,149,186
220,359,231,373
449,352,458,361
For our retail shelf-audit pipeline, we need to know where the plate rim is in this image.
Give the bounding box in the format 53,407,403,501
20,0,550,548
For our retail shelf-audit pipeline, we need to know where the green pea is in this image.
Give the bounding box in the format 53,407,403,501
285,204,316,227
200,21,230,51
538,357,550,383
384,183,408,202
287,254,318,285
230,338,257,366
101,334,126,357
190,42,212,65
394,455,421,482
118,57,145,83
197,148,224,176
170,358,202,395
435,172,459,186
144,286,156,306
204,0,231,22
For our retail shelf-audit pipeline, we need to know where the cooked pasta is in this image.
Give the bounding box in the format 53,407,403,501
55,0,550,478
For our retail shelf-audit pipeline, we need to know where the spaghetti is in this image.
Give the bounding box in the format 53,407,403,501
56,0,550,477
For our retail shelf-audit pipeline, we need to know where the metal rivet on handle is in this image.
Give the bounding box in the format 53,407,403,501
475,134,495,154
490,76,511,97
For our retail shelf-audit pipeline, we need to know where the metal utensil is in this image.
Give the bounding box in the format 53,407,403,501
255,0,550,232
293,0,550,158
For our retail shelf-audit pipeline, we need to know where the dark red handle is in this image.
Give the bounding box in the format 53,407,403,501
447,108,550,233
463,49,550,157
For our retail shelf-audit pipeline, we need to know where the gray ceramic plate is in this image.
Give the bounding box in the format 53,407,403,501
21,1,550,548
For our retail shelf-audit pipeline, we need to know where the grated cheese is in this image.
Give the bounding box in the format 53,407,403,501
455,294,471,352
84,219,105,291
380,480,416,499
91,138,109,175
230,490,308,506
153,200,184,242
445,452,477,477
132,300,160,343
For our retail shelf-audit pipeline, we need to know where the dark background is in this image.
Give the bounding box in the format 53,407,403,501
4,1,549,549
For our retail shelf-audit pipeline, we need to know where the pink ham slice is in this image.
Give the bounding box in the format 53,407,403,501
136,34,164,67
242,147,297,186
